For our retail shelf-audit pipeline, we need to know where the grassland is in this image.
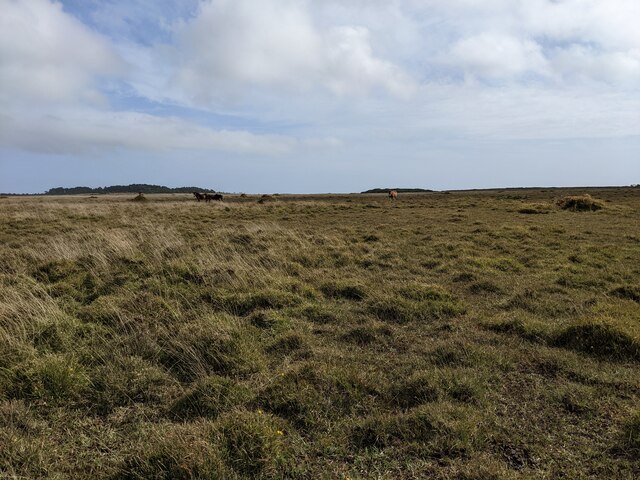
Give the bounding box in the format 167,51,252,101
0,188,639,479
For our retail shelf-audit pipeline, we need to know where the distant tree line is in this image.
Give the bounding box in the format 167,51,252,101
361,188,433,194
45,184,217,195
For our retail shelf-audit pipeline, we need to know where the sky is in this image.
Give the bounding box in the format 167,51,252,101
1,0,639,193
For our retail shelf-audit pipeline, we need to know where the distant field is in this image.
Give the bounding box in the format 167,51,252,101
1,188,639,479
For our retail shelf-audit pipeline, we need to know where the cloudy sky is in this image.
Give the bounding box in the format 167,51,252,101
1,0,639,193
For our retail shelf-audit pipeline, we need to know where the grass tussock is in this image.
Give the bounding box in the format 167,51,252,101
619,411,640,456
320,280,367,300
215,410,297,477
350,403,481,457
553,322,640,362
170,375,249,420
557,194,604,211
368,284,465,323
610,285,640,303
518,203,552,214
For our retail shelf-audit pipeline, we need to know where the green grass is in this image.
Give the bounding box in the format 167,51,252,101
0,188,639,478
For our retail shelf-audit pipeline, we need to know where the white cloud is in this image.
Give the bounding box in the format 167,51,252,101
164,0,415,104
0,0,124,106
0,109,339,156
551,45,640,87
448,32,549,79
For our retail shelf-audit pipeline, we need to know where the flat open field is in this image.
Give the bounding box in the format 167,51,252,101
1,188,639,479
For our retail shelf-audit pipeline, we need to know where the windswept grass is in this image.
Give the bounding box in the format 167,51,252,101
0,188,638,478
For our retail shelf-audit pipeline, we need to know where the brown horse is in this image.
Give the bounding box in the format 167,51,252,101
205,193,223,202
193,192,205,202
389,190,398,200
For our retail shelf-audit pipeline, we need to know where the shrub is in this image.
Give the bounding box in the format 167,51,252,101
556,194,604,211
170,375,249,420
553,323,640,361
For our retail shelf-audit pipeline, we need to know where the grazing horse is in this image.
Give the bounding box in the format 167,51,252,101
205,193,223,202
389,190,398,200
193,192,205,202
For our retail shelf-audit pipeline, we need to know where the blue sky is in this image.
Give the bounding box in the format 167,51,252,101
1,0,639,193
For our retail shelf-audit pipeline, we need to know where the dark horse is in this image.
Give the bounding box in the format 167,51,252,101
204,193,224,202
193,192,205,202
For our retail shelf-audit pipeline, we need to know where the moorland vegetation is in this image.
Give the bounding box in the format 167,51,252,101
0,188,638,478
